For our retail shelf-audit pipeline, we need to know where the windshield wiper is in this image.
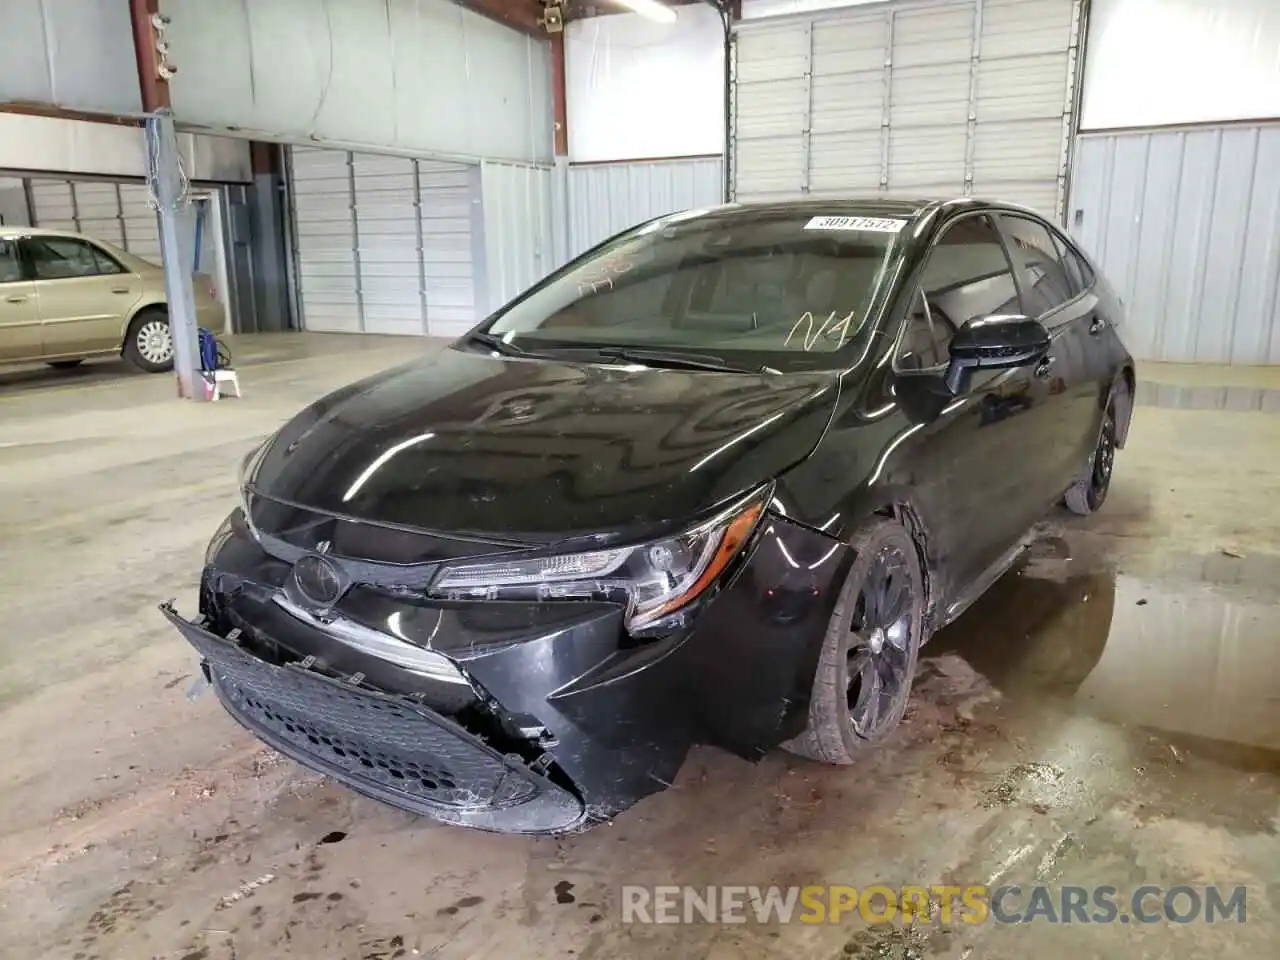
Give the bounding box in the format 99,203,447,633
465,330,526,357
593,346,775,375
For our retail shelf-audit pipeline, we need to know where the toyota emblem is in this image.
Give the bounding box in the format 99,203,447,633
293,554,345,608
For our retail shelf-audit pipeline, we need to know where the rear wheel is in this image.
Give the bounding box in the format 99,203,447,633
46,359,84,370
785,518,925,765
1064,403,1116,516
124,308,174,373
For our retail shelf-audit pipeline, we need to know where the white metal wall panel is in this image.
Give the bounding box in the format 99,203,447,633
1069,125,1280,365
352,153,424,336
733,0,1079,218
566,157,726,257
291,147,361,333
478,162,556,315
418,160,477,338
163,0,552,164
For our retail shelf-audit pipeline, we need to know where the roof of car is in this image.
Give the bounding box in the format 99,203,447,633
0,225,92,240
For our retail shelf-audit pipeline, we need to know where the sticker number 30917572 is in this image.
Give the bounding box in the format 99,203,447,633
803,216,906,233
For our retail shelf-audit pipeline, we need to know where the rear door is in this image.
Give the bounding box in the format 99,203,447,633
0,237,41,361
23,235,140,356
996,214,1098,495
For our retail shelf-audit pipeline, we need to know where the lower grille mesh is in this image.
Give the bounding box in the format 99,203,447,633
191,625,536,809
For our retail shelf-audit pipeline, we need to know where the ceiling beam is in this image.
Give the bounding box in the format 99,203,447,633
455,0,547,39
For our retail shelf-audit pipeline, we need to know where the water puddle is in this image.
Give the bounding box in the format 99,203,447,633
927,536,1280,770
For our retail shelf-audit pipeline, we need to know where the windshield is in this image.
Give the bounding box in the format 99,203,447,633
483,210,907,369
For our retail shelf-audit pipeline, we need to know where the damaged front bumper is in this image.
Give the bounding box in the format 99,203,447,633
167,507,851,833
164,604,585,833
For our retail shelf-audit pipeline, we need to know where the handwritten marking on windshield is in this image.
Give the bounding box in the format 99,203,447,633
785,310,858,351
574,255,636,297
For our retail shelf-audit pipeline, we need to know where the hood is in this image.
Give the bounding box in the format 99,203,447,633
250,345,839,540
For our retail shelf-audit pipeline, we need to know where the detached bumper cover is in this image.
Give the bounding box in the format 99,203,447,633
163,604,585,833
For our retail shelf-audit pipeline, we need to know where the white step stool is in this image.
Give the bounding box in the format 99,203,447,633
204,368,241,401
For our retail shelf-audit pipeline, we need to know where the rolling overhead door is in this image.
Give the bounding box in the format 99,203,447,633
29,179,165,264
290,147,361,333
732,0,1081,218
289,147,478,337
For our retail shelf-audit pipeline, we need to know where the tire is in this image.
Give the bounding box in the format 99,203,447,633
1064,403,1117,516
123,308,175,373
784,517,925,765
46,359,84,370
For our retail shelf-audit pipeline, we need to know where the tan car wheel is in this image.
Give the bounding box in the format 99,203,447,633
124,310,174,373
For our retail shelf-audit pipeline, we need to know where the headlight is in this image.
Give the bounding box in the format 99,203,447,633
428,487,768,631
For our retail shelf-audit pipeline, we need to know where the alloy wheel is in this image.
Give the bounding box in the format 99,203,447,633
846,545,914,738
1092,414,1116,499
136,318,174,366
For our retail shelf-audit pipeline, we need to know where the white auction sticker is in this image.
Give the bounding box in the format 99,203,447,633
803,215,906,233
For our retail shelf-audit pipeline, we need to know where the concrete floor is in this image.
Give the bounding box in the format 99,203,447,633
1,335,1276,959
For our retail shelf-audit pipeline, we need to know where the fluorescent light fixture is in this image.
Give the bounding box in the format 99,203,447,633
617,0,677,23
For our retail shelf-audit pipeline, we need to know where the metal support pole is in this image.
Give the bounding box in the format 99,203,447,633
145,108,204,400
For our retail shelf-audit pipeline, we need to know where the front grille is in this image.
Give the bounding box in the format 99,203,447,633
184,618,538,810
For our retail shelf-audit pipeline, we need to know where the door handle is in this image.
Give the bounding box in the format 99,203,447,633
1034,355,1056,379
5,295,27,303
111,286,131,294
1088,316,1106,335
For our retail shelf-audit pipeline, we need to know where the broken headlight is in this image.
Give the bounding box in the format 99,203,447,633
428,487,768,631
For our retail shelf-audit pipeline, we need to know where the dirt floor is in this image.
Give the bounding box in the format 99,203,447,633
1,336,1277,959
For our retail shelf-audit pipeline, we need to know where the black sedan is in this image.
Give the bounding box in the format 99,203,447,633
166,198,1135,833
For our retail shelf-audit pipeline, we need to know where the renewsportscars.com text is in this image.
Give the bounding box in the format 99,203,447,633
621,884,1248,925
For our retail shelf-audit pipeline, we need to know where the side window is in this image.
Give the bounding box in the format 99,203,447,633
1051,230,1093,295
1000,215,1075,316
26,237,123,281
0,238,22,284
898,215,1020,371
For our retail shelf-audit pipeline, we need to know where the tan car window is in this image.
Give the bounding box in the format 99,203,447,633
0,239,22,283
27,237,123,281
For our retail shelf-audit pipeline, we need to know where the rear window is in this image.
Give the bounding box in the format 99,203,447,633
486,211,907,364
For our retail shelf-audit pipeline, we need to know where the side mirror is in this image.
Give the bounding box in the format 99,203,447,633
944,314,1051,393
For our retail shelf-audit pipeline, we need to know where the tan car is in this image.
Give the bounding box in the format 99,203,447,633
0,226,224,373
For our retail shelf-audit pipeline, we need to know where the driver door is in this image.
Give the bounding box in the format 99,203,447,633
891,214,1046,607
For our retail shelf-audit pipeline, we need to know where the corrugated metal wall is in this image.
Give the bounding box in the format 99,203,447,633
1069,125,1280,365
566,157,724,256
478,162,557,316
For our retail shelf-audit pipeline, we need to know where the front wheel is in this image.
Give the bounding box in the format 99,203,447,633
123,309,174,373
1064,404,1116,516
784,518,925,765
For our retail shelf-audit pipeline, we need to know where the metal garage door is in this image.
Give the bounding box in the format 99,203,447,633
731,0,1081,218
290,146,478,337
28,179,165,263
